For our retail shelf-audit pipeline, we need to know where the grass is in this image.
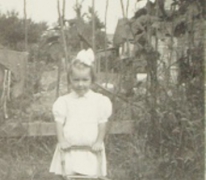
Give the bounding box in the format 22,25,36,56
0,135,141,180
0,137,56,180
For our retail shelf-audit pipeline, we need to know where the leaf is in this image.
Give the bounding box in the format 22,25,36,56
151,21,162,29
134,32,145,42
172,127,180,134
131,19,144,35
186,2,200,19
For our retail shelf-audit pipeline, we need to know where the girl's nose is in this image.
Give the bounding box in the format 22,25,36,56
78,81,84,87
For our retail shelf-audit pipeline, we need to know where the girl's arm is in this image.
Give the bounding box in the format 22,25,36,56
56,122,70,149
92,122,107,151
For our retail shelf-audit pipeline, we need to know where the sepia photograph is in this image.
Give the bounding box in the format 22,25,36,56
0,0,205,180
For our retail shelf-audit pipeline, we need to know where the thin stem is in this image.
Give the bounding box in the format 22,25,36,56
57,0,69,95
2,69,8,119
104,0,109,83
92,0,96,72
126,0,130,18
120,0,126,18
7,71,11,101
56,61,61,98
62,0,66,22
24,0,28,52
1,69,7,103
167,3,175,86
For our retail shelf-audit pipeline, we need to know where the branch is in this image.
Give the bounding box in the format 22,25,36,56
120,0,126,18
94,82,145,110
126,0,130,18
62,0,66,21
76,27,92,48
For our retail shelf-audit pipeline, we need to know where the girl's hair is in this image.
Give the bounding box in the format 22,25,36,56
67,59,96,83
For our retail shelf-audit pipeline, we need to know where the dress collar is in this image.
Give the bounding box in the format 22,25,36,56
71,89,93,99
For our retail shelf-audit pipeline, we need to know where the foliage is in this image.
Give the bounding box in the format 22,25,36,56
87,6,105,30
112,0,205,179
41,4,107,58
0,10,47,51
0,10,48,121
0,137,57,180
66,18,107,51
0,1,204,180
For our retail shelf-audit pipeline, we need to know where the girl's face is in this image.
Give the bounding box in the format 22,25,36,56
69,67,92,96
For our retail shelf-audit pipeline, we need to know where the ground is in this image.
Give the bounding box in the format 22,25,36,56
0,136,134,180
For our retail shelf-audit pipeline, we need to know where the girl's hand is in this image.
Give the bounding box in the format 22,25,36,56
58,141,71,151
92,141,103,152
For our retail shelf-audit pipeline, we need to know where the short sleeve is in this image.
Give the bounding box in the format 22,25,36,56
52,97,67,124
98,95,112,124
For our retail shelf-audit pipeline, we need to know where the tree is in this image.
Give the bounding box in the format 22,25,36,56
0,10,47,51
87,6,105,30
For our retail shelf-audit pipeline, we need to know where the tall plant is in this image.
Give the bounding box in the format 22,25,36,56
113,0,204,179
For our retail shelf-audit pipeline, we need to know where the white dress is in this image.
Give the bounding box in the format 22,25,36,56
49,90,112,177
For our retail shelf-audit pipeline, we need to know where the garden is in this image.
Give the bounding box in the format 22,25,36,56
0,0,205,180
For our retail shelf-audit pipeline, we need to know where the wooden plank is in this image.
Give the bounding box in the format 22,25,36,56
0,121,135,137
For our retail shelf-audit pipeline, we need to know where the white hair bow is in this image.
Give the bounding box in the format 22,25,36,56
75,48,95,66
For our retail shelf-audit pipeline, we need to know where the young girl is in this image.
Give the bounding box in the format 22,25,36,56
49,49,112,178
